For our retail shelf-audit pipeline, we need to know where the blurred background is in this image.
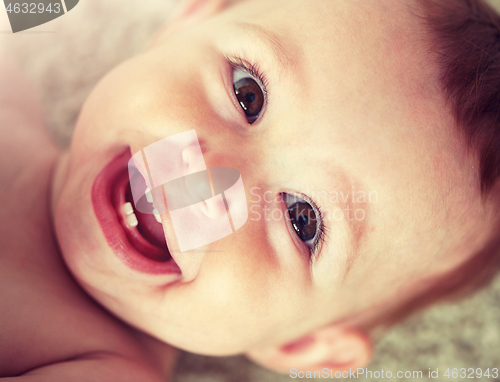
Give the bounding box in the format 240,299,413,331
1,1,500,381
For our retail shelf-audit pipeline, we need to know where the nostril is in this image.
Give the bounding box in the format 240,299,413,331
201,195,228,219
182,145,203,168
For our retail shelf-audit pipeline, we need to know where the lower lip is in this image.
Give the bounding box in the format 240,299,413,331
92,149,181,275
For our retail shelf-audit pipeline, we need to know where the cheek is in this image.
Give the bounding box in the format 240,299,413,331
53,187,96,280
176,232,311,341
178,224,277,314
52,151,119,288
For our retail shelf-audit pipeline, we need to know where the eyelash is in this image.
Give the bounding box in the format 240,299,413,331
225,56,269,98
286,192,328,261
302,195,328,260
312,213,326,259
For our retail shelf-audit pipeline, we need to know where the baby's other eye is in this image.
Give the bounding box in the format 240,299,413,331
283,194,320,247
233,68,265,124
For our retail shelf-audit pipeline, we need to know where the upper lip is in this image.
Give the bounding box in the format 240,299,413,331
91,148,182,276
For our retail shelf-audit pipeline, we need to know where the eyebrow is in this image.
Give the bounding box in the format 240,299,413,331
320,167,370,282
233,22,295,77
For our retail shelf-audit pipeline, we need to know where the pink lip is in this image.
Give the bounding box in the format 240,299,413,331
92,149,182,275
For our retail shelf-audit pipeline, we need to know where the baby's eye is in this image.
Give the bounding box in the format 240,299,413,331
233,68,265,124
283,194,320,247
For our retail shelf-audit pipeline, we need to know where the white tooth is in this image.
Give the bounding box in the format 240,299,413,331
125,213,138,228
121,202,134,216
153,208,162,224
145,187,153,203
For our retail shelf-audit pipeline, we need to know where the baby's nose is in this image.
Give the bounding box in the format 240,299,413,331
200,190,227,219
181,146,226,220
182,145,204,170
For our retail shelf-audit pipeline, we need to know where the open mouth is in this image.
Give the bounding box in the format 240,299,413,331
114,168,172,262
92,148,181,275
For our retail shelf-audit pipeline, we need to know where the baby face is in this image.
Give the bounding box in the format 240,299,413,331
52,0,489,355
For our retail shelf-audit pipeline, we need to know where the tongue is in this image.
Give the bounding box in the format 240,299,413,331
136,209,167,248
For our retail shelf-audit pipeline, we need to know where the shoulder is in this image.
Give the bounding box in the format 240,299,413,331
0,54,59,172
0,147,174,379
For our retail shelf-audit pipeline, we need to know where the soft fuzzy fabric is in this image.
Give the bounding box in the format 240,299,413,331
1,1,500,381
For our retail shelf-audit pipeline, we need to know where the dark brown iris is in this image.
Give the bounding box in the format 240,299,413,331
288,202,317,242
234,77,264,121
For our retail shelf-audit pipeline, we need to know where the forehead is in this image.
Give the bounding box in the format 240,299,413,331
244,0,432,95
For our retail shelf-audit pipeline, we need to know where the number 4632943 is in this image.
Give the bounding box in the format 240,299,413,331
5,3,61,14
444,368,499,379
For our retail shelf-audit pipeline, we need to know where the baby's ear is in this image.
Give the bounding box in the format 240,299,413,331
246,326,372,375
147,0,234,48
